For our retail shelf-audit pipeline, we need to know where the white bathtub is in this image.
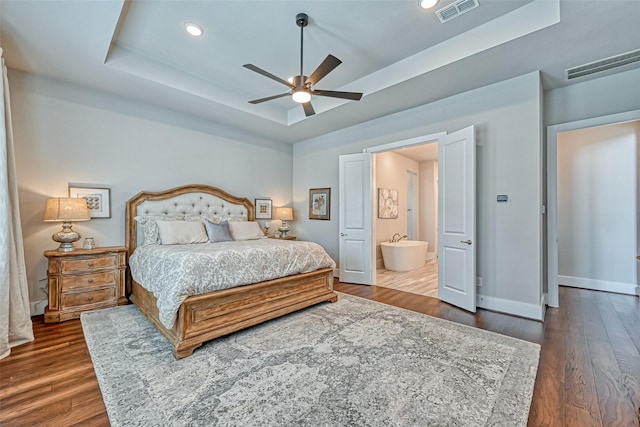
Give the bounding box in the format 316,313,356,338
380,240,429,272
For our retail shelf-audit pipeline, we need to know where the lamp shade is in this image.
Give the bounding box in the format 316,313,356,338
44,198,91,222
274,207,293,221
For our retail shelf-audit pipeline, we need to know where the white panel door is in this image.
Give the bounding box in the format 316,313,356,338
438,126,476,312
338,153,374,285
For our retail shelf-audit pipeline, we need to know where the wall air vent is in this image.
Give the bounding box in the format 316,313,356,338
566,49,640,81
436,0,480,23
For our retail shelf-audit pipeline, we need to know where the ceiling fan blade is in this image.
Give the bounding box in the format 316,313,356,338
302,101,315,117
248,93,291,104
243,64,294,88
305,55,342,86
312,89,363,101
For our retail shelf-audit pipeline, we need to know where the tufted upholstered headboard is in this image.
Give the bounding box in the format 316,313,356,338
125,184,255,258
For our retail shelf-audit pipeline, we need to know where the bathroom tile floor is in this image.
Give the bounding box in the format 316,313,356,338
376,259,438,298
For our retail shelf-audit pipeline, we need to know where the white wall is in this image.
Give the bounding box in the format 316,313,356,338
557,122,638,291
9,71,293,311
545,67,640,127
419,159,438,257
374,151,419,266
293,71,544,316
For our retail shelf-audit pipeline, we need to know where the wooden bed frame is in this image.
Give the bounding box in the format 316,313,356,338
125,184,337,359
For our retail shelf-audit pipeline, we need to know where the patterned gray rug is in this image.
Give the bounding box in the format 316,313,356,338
81,294,540,426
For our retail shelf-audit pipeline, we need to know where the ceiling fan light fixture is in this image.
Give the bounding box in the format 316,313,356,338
185,23,204,37
291,88,311,103
420,0,439,9
244,12,362,117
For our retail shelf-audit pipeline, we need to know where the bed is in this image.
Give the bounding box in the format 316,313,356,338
125,184,337,359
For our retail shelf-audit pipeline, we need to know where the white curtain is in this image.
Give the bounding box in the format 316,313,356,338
0,48,34,359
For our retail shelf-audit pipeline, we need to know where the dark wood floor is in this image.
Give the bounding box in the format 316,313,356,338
1,284,639,426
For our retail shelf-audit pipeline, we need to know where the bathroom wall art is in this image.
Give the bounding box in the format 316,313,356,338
378,188,398,219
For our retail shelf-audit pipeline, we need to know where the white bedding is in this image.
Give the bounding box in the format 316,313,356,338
129,239,336,328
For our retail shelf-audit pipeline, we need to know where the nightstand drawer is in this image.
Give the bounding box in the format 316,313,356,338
61,271,116,291
62,287,116,309
61,255,116,273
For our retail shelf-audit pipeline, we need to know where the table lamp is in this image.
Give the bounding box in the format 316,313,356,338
43,197,91,252
274,207,293,238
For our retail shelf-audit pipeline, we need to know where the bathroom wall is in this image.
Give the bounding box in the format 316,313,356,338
419,159,438,258
375,151,419,268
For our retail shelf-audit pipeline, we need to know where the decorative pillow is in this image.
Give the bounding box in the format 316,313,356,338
201,214,248,224
203,219,234,243
134,215,184,246
156,220,209,245
228,221,265,241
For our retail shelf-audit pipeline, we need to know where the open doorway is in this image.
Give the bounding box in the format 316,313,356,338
547,110,640,306
339,126,476,312
373,143,439,298
557,122,639,294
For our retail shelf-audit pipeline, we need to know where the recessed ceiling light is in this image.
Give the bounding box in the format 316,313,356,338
185,23,203,37
420,0,439,9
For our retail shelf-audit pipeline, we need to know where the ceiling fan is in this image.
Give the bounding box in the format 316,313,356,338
243,13,363,117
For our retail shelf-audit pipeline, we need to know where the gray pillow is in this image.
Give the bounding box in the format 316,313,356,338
204,219,233,243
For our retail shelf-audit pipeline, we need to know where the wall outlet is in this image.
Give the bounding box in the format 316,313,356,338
476,276,482,287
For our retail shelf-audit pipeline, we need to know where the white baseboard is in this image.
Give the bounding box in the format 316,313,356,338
558,275,638,296
476,293,545,321
30,299,47,316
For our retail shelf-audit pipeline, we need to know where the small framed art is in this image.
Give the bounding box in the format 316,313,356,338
255,198,272,219
378,188,398,219
309,188,331,220
68,184,111,218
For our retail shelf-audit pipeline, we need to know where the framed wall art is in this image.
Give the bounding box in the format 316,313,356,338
254,198,272,219
378,188,398,219
68,184,111,218
309,188,331,220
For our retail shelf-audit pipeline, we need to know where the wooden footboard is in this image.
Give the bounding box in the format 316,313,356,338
130,267,337,359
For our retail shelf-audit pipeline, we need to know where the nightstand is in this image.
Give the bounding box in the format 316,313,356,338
270,235,297,241
44,246,127,323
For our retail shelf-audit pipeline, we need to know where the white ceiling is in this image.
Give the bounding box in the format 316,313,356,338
1,0,639,144
395,143,439,162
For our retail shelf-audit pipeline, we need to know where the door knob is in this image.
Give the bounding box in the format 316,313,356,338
460,240,472,245
340,233,347,237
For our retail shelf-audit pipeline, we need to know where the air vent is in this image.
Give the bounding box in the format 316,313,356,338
566,49,640,80
436,0,480,23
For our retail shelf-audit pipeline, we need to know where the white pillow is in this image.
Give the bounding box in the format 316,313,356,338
228,221,265,241
156,220,209,245
135,215,184,246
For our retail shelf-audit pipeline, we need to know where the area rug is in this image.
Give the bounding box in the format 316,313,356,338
81,294,540,426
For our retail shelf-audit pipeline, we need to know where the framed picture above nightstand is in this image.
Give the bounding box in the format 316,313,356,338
255,198,272,219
